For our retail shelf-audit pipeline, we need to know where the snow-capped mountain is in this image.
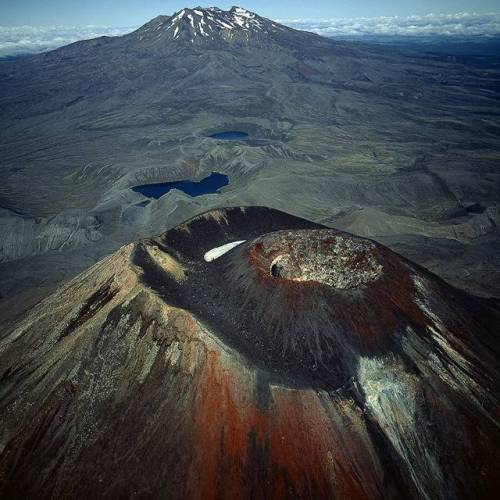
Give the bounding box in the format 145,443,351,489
132,5,322,47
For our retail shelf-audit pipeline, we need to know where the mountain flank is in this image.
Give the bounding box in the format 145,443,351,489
0,207,499,499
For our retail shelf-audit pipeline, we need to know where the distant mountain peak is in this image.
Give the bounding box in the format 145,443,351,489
135,5,290,45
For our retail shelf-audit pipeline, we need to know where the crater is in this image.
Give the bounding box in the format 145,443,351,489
253,230,383,289
270,258,284,277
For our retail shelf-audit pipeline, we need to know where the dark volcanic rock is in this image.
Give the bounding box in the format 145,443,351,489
0,207,499,499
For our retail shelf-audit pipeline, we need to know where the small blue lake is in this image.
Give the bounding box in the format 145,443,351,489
132,172,229,200
209,131,249,141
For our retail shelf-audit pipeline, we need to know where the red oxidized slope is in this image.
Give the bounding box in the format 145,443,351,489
0,207,498,499
192,350,383,499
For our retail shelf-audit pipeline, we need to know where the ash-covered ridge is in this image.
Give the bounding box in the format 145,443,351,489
1,207,499,499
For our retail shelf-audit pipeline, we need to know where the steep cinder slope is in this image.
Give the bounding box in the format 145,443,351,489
0,207,499,499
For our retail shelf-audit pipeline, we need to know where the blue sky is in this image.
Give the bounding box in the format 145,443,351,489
1,0,500,26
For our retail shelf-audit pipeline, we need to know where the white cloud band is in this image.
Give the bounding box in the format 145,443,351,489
0,25,136,57
279,12,500,38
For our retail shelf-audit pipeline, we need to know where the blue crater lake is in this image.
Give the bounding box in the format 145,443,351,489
209,131,249,141
132,172,229,200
